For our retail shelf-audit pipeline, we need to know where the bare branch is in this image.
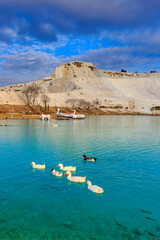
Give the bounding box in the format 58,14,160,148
41,94,50,110
22,84,41,106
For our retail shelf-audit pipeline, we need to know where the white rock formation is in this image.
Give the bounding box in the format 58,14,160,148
0,61,160,114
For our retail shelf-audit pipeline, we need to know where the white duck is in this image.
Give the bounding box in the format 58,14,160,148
64,171,86,183
51,168,62,177
30,162,45,169
86,181,104,194
57,163,76,172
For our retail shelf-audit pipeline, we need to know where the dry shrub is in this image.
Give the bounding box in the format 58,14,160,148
65,98,92,108
88,66,95,71
93,98,101,107
73,62,83,68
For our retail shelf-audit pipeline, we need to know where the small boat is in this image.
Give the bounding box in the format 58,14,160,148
72,110,85,119
40,115,51,120
57,108,85,119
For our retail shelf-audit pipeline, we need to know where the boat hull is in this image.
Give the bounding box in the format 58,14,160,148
57,113,85,119
40,115,51,120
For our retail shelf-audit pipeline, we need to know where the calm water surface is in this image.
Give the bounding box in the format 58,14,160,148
0,116,160,240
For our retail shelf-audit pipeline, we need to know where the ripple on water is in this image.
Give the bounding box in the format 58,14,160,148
0,116,160,240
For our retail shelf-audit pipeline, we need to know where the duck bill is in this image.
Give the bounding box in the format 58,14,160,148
64,172,67,175
56,165,59,167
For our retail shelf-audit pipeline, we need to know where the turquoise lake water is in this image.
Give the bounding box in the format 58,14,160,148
0,116,160,240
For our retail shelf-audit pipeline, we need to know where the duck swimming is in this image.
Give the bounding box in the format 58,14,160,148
82,155,97,161
86,181,104,194
57,163,76,172
64,171,86,183
30,162,45,169
51,168,62,177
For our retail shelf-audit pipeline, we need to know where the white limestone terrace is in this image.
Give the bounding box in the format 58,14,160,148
0,61,160,114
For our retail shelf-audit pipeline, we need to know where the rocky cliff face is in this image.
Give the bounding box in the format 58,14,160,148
0,61,160,114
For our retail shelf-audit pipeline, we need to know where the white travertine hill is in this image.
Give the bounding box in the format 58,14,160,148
0,61,160,114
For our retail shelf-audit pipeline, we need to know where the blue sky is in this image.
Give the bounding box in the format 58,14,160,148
0,0,160,86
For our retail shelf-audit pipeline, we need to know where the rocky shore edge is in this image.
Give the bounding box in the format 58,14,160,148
0,104,158,120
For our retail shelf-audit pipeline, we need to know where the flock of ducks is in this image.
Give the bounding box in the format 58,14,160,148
30,156,104,194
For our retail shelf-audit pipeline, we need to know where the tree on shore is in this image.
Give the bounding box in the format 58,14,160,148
23,84,41,106
41,94,50,111
93,98,101,107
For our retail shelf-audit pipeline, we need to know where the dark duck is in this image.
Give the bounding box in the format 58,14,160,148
82,155,97,161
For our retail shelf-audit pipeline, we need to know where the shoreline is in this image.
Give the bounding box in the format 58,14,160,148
0,104,159,120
